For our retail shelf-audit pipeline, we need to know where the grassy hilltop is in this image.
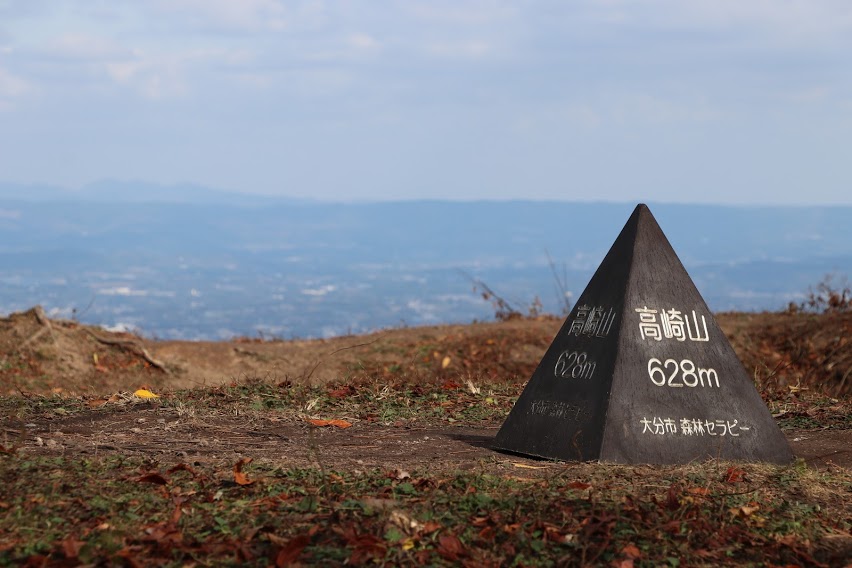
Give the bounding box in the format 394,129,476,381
0,307,850,566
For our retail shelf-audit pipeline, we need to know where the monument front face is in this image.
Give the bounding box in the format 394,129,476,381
493,204,794,464
491,213,636,461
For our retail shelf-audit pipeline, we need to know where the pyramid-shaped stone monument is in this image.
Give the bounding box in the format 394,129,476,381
493,204,794,464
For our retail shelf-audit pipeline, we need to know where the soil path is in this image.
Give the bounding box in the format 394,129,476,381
10,409,851,472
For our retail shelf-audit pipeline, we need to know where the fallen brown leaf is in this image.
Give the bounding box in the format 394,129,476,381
276,534,310,567
137,472,168,485
437,534,465,561
621,544,642,559
328,385,356,399
166,463,199,478
62,536,84,559
724,466,747,483
142,523,183,545
307,418,353,429
345,532,386,565
234,457,254,486
730,504,760,518
422,521,442,533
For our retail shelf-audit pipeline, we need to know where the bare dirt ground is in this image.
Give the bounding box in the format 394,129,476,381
1,307,557,393
3,307,851,396
2,308,850,472
7,405,851,474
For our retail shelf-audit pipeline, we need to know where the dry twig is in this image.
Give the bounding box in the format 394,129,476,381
83,329,168,373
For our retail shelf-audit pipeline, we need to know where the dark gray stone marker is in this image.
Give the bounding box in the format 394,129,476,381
493,204,794,464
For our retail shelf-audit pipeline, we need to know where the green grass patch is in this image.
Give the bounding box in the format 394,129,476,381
1,454,849,566
0,377,521,428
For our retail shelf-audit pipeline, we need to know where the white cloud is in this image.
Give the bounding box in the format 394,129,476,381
44,33,128,60
101,322,139,333
425,39,492,59
98,286,176,298
301,284,336,296
784,86,831,104
514,104,602,133
0,67,29,97
298,32,383,64
348,33,380,51
105,59,142,83
608,93,724,125
591,0,852,48
101,47,244,100
153,0,288,32
102,50,191,99
98,286,147,297
689,0,852,35
406,1,518,26
0,66,31,109
230,71,273,89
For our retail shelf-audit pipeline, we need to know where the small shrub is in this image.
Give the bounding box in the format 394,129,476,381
471,279,542,321
788,274,852,314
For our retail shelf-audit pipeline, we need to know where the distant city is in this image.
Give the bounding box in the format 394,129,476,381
1,182,850,340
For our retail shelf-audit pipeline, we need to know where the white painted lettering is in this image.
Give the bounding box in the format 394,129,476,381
646,357,719,388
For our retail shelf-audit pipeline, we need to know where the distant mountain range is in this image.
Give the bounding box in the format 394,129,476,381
0,180,286,205
1,181,850,339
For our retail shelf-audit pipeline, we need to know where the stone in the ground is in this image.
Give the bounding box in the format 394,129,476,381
493,204,793,464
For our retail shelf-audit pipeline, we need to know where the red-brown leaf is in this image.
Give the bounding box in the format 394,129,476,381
347,534,386,565
621,544,642,559
142,523,183,545
307,418,352,429
437,534,465,561
62,537,84,559
137,473,168,485
666,484,680,510
328,386,355,399
724,467,747,483
276,535,310,567
422,521,442,533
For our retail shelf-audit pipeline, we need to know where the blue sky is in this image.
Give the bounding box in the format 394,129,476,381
0,0,850,204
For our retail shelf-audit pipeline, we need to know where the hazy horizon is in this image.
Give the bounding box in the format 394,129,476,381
3,179,852,207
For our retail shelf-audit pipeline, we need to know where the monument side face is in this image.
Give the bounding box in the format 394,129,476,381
492,207,639,460
599,207,794,464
